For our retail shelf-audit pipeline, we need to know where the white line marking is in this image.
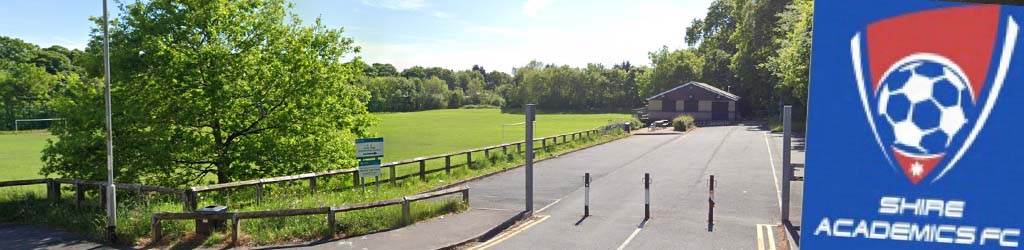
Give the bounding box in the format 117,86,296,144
536,199,561,213
616,223,646,250
763,132,782,210
765,224,777,250
756,224,766,250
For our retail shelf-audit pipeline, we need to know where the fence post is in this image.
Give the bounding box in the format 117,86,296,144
100,185,107,206
307,177,316,194
562,135,567,144
502,145,507,155
542,138,546,149
46,179,58,203
485,148,490,159
182,189,197,212
445,156,451,175
75,183,85,206
327,208,336,237
401,197,411,225
517,143,521,153
231,214,239,247
352,172,360,188
151,215,162,242
390,166,397,186
466,152,472,168
462,186,470,205
419,160,426,181
256,183,263,205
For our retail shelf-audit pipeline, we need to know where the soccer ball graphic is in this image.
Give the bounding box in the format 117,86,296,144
877,58,972,156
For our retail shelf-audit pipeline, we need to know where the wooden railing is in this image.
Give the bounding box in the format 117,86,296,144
0,178,192,210
150,186,469,246
185,129,603,207
1,127,610,212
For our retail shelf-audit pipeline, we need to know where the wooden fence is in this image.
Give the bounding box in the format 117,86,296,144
151,185,469,245
0,178,192,210
186,129,602,207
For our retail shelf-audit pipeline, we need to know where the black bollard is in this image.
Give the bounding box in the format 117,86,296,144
708,175,716,232
644,173,651,220
584,173,591,217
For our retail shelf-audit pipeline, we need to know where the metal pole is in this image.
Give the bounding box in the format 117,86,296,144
375,176,380,192
584,173,591,215
644,173,650,220
708,175,716,232
781,106,793,223
525,104,535,215
102,0,117,243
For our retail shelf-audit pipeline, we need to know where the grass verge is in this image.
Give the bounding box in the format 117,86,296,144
0,129,629,247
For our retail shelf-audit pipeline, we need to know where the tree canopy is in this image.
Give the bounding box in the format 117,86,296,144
40,0,373,185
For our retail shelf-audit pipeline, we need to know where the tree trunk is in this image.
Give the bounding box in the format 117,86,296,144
216,163,230,184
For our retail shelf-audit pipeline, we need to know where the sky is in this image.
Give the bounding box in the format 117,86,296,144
0,0,714,73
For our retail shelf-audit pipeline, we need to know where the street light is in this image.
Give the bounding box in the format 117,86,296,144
102,0,117,243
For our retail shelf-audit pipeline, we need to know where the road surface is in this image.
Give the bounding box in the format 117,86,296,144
472,124,784,250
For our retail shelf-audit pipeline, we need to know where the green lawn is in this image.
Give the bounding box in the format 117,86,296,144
0,130,52,181
372,109,629,162
0,109,629,181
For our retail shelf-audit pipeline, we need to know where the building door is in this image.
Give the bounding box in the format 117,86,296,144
711,101,730,120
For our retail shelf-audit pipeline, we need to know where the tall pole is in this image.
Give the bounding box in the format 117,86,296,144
103,0,117,243
525,104,535,215
781,106,793,223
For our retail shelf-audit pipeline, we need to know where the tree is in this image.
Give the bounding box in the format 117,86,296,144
0,63,54,130
642,48,703,97
766,0,813,110
368,63,398,77
0,36,38,63
41,0,373,186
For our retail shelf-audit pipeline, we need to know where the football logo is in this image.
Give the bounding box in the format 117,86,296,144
851,5,1019,184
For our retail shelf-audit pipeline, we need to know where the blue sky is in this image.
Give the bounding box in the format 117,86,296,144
0,0,713,73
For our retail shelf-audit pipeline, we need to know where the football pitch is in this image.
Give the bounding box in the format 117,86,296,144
0,109,630,181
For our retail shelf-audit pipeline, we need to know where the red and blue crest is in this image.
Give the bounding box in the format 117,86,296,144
852,5,1018,184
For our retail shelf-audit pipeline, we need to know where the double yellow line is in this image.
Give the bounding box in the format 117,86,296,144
469,215,551,250
756,224,778,250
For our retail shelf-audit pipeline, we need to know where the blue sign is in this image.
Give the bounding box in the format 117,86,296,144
804,1,1024,249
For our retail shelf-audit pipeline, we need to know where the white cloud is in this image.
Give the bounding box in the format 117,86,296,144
360,0,425,10
522,0,553,17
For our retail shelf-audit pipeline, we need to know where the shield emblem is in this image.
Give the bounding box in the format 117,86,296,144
851,5,1019,184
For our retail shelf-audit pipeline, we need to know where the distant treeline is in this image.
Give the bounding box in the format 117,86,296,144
348,61,646,113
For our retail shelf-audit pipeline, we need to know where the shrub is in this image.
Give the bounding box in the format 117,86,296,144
460,104,499,109
609,117,643,131
672,115,696,131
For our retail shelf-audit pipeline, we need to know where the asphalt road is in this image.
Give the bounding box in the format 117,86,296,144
478,124,783,250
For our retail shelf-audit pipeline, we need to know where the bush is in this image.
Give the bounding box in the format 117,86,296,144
460,104,499,109
672,115,696,131
610,117,643,131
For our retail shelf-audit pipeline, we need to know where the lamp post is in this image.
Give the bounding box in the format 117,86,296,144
102,0,117,243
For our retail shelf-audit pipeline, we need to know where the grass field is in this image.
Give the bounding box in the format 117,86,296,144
0,130,52,181
0,109,628,181
372,109,630,162
0,108,631,247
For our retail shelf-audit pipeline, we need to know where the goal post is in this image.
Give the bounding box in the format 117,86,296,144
14,118,65,131
501,121,537,144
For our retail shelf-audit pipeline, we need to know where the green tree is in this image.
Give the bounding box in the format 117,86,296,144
643,48,703,97
766,0,813,110
368,63,398,77
42,0,373,185
0,63,55,130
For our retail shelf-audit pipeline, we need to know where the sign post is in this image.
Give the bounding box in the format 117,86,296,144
356,138,384,193
804,1,1024,248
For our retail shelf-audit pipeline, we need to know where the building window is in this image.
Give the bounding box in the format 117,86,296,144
649,100,663,111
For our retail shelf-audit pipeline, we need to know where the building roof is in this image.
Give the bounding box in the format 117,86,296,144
645,81,741,101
